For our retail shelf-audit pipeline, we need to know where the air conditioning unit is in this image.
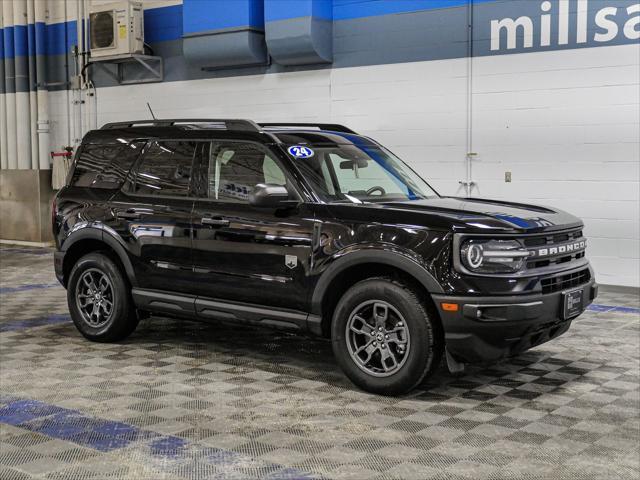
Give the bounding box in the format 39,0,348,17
89,0,144,59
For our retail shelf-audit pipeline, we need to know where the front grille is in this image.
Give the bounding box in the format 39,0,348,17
541,268,591,294
524,229,586,270
523,229,583,247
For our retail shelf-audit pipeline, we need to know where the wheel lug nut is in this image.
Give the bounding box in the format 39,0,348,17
381,344,386,349
373,342,377,346
378,327,383,331
385,334,389,339
371,331,375,336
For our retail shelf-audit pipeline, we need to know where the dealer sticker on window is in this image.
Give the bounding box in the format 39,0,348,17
287,145,314,158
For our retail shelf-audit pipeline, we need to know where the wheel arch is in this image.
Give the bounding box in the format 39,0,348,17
61,227,137,288
309,250,444,337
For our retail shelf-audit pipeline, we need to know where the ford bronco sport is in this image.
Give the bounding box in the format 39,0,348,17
52,119,598,394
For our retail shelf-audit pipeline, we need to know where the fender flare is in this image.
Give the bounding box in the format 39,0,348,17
61,225,138,287
310,249,444,317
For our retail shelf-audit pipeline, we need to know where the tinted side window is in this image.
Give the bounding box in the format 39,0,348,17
132,141,198,196
208,143,287,202
70,142,143,188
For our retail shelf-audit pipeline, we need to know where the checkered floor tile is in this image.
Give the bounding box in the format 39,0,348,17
1,246,638,479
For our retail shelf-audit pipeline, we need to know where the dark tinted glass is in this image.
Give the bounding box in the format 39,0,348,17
132,141,197,196
208,143,286,203
70,142,143,188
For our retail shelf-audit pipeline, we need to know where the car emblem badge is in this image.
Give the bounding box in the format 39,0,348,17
285,255,297,269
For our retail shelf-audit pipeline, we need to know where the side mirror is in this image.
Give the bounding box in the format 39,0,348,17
249,183,295,208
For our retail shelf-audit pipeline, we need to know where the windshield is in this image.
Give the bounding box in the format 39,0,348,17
287,141,439,203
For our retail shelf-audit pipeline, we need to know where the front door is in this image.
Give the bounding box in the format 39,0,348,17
191,140,316,312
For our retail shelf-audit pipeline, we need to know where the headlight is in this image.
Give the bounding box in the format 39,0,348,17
460,239,531,273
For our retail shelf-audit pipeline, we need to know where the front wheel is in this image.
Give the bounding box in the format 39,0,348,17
331,277,442,395
67,252,139,342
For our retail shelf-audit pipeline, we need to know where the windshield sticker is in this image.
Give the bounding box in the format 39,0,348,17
287,146,314,158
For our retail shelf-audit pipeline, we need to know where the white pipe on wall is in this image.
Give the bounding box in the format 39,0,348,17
0,0,52,171
0,2,7,170
3,0,18,169
464,0,475,197
64,0,71,147
13,0,29,169
74,0,84,146
27,0,38,169
13,0,32,169
64,0,75,149
0,91,6,169
83,0,97,132
35,0,49,169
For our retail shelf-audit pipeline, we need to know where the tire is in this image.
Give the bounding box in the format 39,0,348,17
67,252,139,342
331,277,442,395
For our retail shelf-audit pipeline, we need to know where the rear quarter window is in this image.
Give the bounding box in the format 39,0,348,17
70,142,144,188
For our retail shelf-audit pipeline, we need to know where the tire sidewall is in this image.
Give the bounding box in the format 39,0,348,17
332,279,436,395
67,253,130,340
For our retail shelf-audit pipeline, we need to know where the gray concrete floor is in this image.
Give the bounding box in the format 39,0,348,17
1,246,639,479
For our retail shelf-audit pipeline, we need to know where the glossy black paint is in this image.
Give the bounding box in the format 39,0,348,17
190,200,318,311
53,124,596,363
107,189,195,294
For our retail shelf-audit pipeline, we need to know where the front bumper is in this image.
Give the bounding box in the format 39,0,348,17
432,277,597,364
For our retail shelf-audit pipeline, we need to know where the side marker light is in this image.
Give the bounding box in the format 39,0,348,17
441,303,459,312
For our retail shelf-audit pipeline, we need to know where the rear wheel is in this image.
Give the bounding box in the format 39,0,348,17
332,277,442,395
67,253,138,342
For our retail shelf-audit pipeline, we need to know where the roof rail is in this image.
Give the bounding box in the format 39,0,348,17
101,119,262,132
259,123,357,134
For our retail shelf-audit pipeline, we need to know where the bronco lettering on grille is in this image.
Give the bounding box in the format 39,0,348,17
532,240,586,258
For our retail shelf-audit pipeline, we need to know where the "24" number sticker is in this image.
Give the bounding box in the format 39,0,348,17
287,146,315,158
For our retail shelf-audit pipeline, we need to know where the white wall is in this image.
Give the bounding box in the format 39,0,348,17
471,46,639,287
47,44,640,287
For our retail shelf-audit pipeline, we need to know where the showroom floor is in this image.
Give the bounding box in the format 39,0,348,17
0,246,638,480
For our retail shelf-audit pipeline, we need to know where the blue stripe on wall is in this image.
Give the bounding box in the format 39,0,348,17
12,25,26,57
0,5,178,59
35,22,46,55
3,26,15,59
183,0,264,35
2,0,638,64
265,0,333,22
0,0,502,59
1,21,76,59
333,0,497,20
45,21,77,56
144,4,183,42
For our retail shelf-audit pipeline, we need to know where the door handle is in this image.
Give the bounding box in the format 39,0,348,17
115,208,152,219
201,217,229,227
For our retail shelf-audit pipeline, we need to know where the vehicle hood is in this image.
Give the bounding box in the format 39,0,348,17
367,197,583,233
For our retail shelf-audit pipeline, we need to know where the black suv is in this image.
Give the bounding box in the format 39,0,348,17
52,119,597,394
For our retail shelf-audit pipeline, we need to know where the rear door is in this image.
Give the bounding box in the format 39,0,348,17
109,140,206,294
190,140,316,313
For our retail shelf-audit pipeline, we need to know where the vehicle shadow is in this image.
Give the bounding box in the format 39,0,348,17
92,314,580,400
